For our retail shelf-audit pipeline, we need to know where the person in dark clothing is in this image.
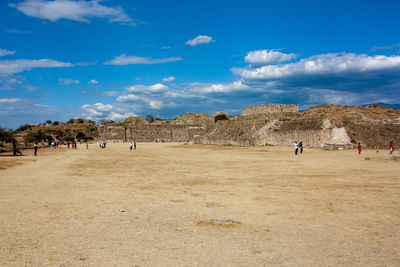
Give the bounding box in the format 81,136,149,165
13,140,22,156
299,141,303,154
34,142,38,156
134,141,136,150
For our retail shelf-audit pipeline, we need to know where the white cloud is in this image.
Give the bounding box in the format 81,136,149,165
88,79,98,84
0,98,22,103
233,53,400,80
117,94,141,102
162,76,175,83
186,35,214,46
0,59,74,75
0,49,16,57
104,54,183,65
93,103,112,111
81,102,136,121
245,50,297,66
189,81,249,93
105,111,135,121
81,104,103,116
149,100,163,109
9,0,135,25
59,78,80,85
126,83,168,93
161,46,171,49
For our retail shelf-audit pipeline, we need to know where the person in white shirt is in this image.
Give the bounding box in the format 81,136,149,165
294,141,298,155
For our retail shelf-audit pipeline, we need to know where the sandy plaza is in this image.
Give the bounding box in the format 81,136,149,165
1,143,399,266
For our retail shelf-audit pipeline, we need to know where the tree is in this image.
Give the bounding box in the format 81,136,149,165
145,115,155,123
214,114,229,123
15,124,31,132
23,130,47,144
67,119,75,124
52,121,59,126
46,120,52,125
0,127,14,143
76,132,87,141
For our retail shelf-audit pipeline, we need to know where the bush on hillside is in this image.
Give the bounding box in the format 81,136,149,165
0,127,14,143
214,114,229,123
15,124,32,132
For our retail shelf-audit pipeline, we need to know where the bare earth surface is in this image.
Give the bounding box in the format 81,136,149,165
0,143,399,266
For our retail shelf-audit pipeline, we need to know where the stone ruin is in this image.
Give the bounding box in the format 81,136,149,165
99,103,400,149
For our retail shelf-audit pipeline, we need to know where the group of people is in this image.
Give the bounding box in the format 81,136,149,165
358,141,395,154
28,139,397,156
294,141,303,155
99,141,107,148
130,142,137,151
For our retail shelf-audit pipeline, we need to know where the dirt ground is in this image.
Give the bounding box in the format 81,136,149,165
0,143,399,266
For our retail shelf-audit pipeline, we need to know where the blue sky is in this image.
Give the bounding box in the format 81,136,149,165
1,0,400,129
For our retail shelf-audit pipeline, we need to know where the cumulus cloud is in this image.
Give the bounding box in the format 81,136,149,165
0,49,16,57
233,53,400,81
244,50,297,66
93,103,112,111
162,76,175,83
126,83,168,93
9,0,135,25
149,100,163,109
88,79,98,84
186,35,214,46
59,78,80,85
189,81,249,93
0,59,74,75
116,94,141,102
81,102,136,121
104,54,183,65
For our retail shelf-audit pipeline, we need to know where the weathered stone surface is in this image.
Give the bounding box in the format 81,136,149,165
242,104,298,116
97,103,400,149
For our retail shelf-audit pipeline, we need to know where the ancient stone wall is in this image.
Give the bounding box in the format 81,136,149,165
98,104,400,149
242,104,298,116
100,117,208,142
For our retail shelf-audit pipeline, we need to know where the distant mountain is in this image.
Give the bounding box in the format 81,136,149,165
363,103,400,109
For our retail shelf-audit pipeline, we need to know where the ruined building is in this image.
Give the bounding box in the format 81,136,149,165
98,104,400,149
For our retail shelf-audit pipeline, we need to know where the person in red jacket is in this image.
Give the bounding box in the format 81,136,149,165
357,143,362,154
389,141,394,154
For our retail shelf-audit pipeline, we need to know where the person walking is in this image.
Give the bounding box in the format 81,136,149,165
389,141,394,154
13,140,22,156
86,141,89,149
294,141,298,155
130,142,133,151
299,141,303,154
34,142,38,156
134,141,136,150
357,142,362,154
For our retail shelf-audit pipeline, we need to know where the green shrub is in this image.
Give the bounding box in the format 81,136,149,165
214,114,229,123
